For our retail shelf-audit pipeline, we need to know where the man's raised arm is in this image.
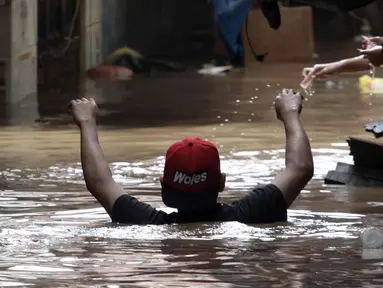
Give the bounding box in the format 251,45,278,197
69,98,125,216
272,89,314,208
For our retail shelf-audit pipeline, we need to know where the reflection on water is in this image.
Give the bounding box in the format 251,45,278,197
2,63,383,287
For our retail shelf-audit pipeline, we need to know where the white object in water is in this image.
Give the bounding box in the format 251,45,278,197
361,227,383,249
197,64,233,76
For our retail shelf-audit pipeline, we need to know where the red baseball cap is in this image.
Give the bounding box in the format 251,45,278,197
162,137,221,193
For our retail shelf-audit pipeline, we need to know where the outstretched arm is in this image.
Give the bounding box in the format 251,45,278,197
338,55,371,73
69,98,125,217
272,112,313,208
80,122,125,216
301,56,371,86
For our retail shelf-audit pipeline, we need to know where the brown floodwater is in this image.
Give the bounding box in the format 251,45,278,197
1,62,383,287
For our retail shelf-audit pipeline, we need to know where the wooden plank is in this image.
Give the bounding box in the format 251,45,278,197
324,170,383,187
335,162,383,182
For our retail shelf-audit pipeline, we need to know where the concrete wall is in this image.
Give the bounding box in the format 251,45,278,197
81,0,102,71
10,0,38,104
0,0,38,124
101,0,129,59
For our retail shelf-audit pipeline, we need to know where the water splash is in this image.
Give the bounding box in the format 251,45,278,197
369,65,375,100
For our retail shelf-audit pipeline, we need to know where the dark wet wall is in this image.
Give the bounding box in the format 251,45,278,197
101,0,214,62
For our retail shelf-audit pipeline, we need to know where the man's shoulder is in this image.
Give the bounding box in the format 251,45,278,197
111,194,170,225
228,184,287,223
231,184,285,205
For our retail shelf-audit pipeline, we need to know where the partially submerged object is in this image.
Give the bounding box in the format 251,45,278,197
325,136,383,187
197,64,233,76
103,47,185,73
87,65,133,81
359,75,383,95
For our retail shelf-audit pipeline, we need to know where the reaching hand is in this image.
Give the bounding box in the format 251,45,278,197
359,45,383,68
274,89,302,121
301,61,344,86
68,98,98,127
361,36,383,50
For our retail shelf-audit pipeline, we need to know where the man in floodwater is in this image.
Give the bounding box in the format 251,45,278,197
68,89,313,225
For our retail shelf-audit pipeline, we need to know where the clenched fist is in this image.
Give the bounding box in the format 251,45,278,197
68,98,98,127
274,89,302,121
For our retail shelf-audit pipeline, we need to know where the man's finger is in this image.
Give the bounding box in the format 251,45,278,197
89,98,97,106
367,36,382,42
301,66,318,84
68,100,76,111
302,68,311,77
359,46,383,54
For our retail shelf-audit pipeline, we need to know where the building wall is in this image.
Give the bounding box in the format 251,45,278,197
101,0,129,59
82,0,102,71
0,4,10,59
100,0,214,61
10,0,38,105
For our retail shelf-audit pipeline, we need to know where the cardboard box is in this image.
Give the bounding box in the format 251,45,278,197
242,5,315,63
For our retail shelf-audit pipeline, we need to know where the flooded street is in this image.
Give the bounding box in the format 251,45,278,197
1,62,383,287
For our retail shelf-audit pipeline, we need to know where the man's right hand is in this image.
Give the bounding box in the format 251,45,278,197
68,98,98,127
274,89,302,121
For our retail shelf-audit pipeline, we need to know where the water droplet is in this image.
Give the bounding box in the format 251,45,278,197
251,113,255,116
254,96,258,99
220,123,224,126
233,111,238,114
212,134,215,138
217,116,221,119
255,88,259,91
248,119,252,122
241,132,245,136
212,127,217,131
267,84,271,87
249,100,253,104
224,119,229,122
220,145,224,148
236,100,240,103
